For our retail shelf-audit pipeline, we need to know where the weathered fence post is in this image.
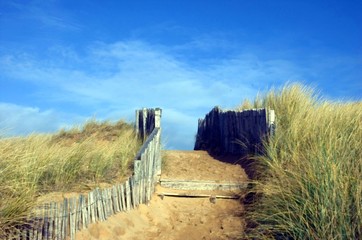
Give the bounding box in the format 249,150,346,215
155,108,161,128
267,109,275,136
154,108,162,179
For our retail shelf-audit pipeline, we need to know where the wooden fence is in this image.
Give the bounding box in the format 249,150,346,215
6,108,162,240
194,106,275,155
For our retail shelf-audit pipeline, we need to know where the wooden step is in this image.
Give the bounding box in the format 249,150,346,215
156,192,240,203
159,179,248,191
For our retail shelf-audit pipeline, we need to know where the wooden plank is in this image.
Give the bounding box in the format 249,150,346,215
80,195,88,229
43,203,49,240
106,188,111,217
62,198,68,239
138,160,143,204
29,220,34,240
75,196,80,231
157,192,240,199
125,179,131,210
56,202,61,240
155,130,162,178
76,195,82,230
55,202,61,240
130,177,136,208
135,110,140,136
160,179,248,191
102,189,108,219
21,227,27,240
135,128,159,160
107,188,114,216
120,183,126,211
38,207,44,240
93,189,98,222
48,202,54,239
48,203,53,240
102,189,109,218
95,188,105,221
141,159,146,204
117,184,123,212
132,176,139,207
112,185,119,213
104,189,108,218
88,190,95,223
32,209,39,240
57,202,62,240
69,198,76,240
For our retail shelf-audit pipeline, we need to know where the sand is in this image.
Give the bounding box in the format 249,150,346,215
76,150,248,240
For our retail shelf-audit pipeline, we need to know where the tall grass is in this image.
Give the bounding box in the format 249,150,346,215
0,119,141,235
239,83,361,239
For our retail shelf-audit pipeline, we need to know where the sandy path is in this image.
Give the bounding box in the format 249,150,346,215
76,150,247,240
162,150,248,182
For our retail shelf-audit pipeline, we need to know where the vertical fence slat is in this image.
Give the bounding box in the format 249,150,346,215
37,207,42,240
29,221,34,240
69,198,74,240
70,198,76,240
63,198,69,239
48,202,54,240
21,226,27,240
120,183,126,211
103,189,109,219
126,179,131,210
104,189,110,218
112,185,119,213
107,188,113,217
116,184,122,212
80,195,87,230
88,190,95,224
95,188,103,222
44,203,49,240
53,202,59,240
76,196,81,231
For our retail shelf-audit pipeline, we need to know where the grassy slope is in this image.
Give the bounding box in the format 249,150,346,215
0,119,141,234
239,83,361,239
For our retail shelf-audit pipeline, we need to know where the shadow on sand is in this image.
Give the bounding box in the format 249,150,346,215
208,152,261,181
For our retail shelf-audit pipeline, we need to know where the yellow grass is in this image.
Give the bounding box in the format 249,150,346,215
239,83,361,239
0,119,141,234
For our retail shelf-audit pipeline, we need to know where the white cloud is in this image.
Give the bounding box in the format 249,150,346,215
0,103,56,136
0,39,324,148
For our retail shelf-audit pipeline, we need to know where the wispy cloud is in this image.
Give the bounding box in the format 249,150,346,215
1,0,81,31
0,103,82,136
1,39,360,148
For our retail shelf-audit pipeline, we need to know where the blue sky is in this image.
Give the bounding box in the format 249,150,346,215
0,0,361,149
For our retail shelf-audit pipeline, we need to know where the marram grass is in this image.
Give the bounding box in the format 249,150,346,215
0,119,141,234
239,83,361,239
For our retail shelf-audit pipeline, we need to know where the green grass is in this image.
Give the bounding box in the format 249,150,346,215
0,119,141,234
239,83,361,239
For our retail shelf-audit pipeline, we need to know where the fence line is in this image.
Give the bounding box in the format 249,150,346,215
194,106,275,155
7,108,162,240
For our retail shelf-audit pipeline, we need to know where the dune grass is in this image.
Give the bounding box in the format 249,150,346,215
239,83,361,239
0,119,141,235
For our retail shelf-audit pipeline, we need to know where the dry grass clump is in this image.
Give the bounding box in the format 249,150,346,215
240,83,361,239
0,119,141,235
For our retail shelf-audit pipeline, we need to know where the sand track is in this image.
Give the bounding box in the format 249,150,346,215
76,150,247,240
